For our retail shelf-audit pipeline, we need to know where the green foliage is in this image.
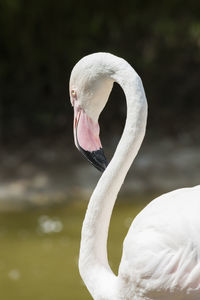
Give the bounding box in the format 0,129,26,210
0,0,200,143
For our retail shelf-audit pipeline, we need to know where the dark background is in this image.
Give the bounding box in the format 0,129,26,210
1,0,200,148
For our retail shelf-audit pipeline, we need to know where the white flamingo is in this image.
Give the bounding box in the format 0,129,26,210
69,52,200,300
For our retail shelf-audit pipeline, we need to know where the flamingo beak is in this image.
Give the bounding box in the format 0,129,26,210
73,106,108,172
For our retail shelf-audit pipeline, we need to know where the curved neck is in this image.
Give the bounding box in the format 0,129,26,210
79,61,148,300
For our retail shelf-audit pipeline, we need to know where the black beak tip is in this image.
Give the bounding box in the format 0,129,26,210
79,147,108,172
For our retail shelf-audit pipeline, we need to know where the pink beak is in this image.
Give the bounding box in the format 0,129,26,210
73,106,107,172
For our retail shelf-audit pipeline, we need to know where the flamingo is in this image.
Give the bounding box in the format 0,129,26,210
69,52,200,300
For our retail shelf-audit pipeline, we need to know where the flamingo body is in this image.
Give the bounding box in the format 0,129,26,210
119,186,200,300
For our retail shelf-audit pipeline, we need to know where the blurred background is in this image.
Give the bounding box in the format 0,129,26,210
0,0,200,299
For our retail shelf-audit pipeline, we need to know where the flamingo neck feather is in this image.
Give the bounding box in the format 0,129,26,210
79,55,148,300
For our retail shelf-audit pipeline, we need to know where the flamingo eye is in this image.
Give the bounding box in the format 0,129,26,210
71,89,77,106
71,89,77,97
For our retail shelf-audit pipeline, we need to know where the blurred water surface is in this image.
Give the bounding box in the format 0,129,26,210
0,197,150,300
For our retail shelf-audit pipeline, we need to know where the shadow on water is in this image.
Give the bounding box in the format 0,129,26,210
0,195,153,300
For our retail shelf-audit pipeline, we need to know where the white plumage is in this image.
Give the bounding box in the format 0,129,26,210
120,187,200,300
69,53,200,300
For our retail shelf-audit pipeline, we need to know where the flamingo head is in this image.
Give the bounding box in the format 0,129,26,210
69,53,114,172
